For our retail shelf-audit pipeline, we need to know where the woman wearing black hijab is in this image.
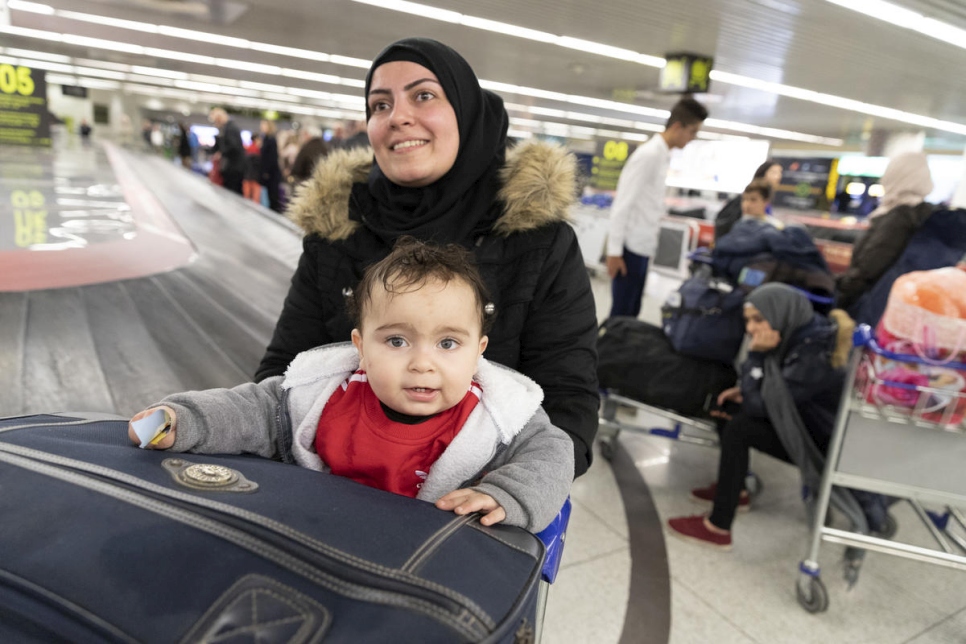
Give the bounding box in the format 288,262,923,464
256,38,600,477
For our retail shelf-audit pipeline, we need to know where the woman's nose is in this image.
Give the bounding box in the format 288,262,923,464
389,101,414,127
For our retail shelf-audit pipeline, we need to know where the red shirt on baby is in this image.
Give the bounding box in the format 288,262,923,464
314,371,482,497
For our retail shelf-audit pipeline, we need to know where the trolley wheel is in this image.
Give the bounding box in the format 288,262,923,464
744,472,764,500
796,575,829,614
599,437,616,462
875,512,898,540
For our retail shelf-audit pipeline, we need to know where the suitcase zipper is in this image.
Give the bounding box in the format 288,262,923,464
0,442,495,641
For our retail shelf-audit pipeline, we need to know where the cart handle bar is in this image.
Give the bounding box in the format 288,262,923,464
852,324,966,371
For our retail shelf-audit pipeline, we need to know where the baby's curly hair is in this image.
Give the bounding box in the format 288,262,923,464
347,236,494,334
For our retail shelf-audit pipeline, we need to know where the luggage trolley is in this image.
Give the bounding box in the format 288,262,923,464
597,395,765,499
797,325,966,613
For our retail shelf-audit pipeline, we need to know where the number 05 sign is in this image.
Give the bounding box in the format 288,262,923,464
0,62,51,147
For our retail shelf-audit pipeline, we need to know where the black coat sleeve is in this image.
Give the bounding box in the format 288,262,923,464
518,224,600,477
837,203,932,309
255,238,333,381
739,344,833,418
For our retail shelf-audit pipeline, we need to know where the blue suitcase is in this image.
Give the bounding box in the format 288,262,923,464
0,413,546,643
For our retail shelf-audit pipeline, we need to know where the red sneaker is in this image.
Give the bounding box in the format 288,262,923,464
690,482,750,512
667,515,732,550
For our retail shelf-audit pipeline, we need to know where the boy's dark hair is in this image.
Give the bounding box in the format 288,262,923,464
743,178,772,201
666,96,709,129
347,236,494,334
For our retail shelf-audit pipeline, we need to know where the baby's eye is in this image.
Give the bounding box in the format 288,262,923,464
387,336,407,348
438,338,459,350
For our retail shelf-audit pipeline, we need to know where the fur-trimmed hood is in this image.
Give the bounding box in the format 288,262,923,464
286,139,577,240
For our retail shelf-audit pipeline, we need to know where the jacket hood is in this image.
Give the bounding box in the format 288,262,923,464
286,139,576,240
788,311,854,370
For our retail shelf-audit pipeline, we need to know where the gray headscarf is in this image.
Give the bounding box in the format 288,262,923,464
746,283,869,533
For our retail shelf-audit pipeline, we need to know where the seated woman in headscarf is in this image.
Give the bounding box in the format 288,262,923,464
666,283,853,550
836,152,934,311
255,38,599,477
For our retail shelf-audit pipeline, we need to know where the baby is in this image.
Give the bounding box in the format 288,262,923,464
129,237,573,532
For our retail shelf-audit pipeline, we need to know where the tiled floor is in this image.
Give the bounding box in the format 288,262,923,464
541,272,966,644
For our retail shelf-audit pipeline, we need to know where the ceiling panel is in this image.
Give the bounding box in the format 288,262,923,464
4,0,966,152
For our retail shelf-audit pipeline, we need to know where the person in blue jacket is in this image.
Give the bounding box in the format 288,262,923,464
666,283,853,549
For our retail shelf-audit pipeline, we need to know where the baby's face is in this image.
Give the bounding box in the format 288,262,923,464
351,278,488,416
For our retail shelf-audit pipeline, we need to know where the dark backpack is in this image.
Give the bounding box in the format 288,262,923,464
661,265,747,365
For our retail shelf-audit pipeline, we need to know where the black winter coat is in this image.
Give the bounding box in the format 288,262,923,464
836,202,934,311
740,314,847,452
256,141,600,476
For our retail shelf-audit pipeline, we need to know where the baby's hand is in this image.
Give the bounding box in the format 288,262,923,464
435,489,506,526
128,406,177,449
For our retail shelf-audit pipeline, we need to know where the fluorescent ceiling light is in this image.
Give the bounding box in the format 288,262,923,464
7,1,53,14
216,59,281,75
250,43,330,62
351,0,461,22
130,66,188,80
58,10,159,33
459,16,557,43
142,49,216,65
0,24,64,41
158,26,250,48
3,48,70,62
825,0,966,52
329,55,371,69
72,66,127,80
63,34,144,54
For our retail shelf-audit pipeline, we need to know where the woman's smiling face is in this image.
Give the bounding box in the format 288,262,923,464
367,61,460,188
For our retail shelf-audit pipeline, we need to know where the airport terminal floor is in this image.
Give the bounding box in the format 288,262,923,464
4,137,966,643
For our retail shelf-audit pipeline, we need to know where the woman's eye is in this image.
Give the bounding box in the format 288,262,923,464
415,90,435,101
370,101,390,112
387,337,407,348
439,338,459,350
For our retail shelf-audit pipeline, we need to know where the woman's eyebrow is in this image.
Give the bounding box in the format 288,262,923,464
368,78,441,97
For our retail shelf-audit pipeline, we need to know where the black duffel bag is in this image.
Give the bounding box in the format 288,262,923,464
597,317,737,417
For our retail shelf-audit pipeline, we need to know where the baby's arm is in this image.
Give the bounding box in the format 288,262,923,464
127,377,286,457
470,407,574,532
435,490,506,526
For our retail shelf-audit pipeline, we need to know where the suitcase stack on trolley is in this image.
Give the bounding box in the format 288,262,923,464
0,413,546,643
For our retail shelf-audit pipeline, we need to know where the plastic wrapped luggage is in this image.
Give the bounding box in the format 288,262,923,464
598,317,737,417
0,413,545,644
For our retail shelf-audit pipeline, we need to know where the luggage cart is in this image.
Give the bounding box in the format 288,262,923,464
797,325,966,613
597,392,765,498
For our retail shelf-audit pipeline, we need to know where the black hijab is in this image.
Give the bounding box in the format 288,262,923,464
350,38,509,246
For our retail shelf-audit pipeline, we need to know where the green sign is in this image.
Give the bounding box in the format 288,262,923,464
590,139,636,191
0,62,51,146
660,53,713,94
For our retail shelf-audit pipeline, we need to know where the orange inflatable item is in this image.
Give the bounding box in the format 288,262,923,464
889,269,966,318
882,268,966,355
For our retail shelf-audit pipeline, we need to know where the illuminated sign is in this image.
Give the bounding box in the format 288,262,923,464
660,53,714,94
0,62,51,146
590,139,636,191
